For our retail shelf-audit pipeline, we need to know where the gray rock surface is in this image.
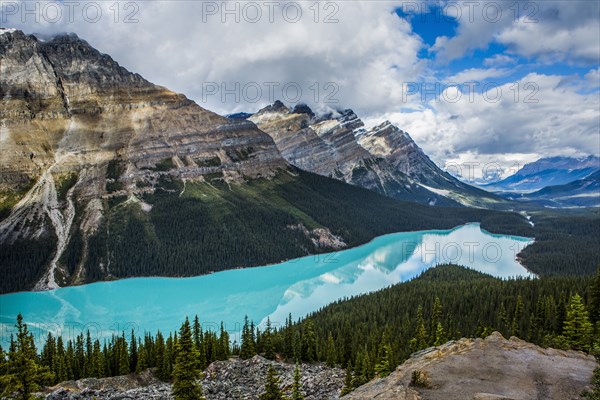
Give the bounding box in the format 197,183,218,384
342,332,597,400
43,356,344,400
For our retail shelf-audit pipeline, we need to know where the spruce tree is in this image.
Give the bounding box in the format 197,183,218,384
291,363,304,400
340,365,354,396
563,293,593,351
129,330,138,373
434,322,446,346
0,314,53,400
259,365,285,400
301,320,317,362
118,334,130,376
590,266,600,324
263,318,275,360
511,295,524,337
430,297,443,340
172,318,205,400
218,322,230,361
326,332,336,367
240,316,257,359
155,332,167,381
193,316,206,369
284,314,294,360
412,305,428,351
374,343,392,378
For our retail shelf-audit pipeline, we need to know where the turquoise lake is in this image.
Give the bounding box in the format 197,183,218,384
0,223,534,346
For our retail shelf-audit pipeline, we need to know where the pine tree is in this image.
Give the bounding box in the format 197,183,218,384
0,314,53,400
590,266,600,324
511,295,524,337
118,334,130,376
412,305,428,351
218,322,230,361
129,330,138,373
193,316,206,369
92,340,104,377
325,332,336,367
155,332,167,381
563,293,593,351
301,320,317,362
340,365,354,396
259,365,285,400
240,316,256,360
284,314,294,360
374,343,392,378
290,363,304,400
430,297,443,340
434,322,446,346
263,318,275,360
172,318,205,400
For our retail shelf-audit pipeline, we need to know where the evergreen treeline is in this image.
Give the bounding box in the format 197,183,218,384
81,169,518,284
2,265,598,399
3,169,599,293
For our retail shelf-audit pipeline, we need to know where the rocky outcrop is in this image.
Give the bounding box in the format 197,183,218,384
342,332,597,400
43,356,345,400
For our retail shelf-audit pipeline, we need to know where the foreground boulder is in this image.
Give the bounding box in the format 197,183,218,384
342,332,597,400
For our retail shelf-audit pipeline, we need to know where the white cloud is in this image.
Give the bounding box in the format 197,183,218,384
483,54,517,67
364,73,600,167
446,68,511,83
3,0,425,116
431,1,600,65
585,68,600,89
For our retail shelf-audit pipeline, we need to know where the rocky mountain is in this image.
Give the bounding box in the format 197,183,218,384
0,29,287,291
506,169,600,207
248,102,504,208
342,331,597,400
0,29,522,294
483,156,600,193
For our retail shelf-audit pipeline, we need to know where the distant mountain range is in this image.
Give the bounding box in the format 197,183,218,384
505,169,600,207
482,156,600,192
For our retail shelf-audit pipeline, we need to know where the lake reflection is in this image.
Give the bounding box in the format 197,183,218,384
0,223,533,345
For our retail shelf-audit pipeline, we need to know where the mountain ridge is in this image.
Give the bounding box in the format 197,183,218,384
248,102,504,208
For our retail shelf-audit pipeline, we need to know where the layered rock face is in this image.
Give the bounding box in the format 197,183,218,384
249,102,505,208
356,122,504,207
342,332,597,400
249,102,459,206
0,30,287,289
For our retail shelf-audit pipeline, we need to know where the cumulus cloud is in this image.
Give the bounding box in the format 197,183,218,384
446,67,511,84
483,54,517,67
2,0,425,116
365,73,600,169
431,0,600,65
